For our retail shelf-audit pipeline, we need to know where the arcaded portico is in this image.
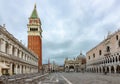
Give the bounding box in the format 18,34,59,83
64,52,86,72
0,25,38,75
86,30,120,74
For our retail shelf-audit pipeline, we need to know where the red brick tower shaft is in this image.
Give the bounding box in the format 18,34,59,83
28,36,42,67
27,4,42,71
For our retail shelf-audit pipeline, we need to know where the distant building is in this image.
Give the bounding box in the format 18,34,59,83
42,59,51,73
42,64,49,73
64,52,86,72
0,25,38,75
86,30,120,73
50,61,59,72
58,65,64,72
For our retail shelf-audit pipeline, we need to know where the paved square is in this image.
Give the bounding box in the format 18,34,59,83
40,72,120,84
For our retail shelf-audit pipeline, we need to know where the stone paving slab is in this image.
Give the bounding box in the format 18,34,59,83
61,72,120,84
39,72,120,84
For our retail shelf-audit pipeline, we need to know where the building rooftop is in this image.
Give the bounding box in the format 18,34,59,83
30,4,39,19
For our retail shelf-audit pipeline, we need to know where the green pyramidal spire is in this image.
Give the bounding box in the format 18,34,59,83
30,4,39,19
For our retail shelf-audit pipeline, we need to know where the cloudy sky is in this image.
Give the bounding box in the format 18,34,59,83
0,0,120,65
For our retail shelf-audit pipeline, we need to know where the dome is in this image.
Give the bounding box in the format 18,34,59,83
77,52,85,59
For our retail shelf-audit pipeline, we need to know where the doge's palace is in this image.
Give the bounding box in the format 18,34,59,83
86,30,120,74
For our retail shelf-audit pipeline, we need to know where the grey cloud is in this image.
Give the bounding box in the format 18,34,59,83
0,0,120,65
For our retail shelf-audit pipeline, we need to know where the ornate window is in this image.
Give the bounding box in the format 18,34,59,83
88,56,90,60
118,40,120,47
17,49,20,57
99,50,102,55
12,46,15,56
116,35,118,40
30,28,38,31
5,42,9,54
93,53,95,58
106,46,110,52
21,52,23,59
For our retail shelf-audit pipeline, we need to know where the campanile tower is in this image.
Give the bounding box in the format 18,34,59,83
27,4,42,70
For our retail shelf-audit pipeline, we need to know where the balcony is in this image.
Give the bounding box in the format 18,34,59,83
104,52,111,57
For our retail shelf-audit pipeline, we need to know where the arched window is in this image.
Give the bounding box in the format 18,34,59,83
93,53,95,58
5,42,9,54
106,46,110,52
116,56,118,62
21,52,23,59
30,28,38,31
110,58,112,63
88,56,90,60
113,57,114,62
17,49,19,57
99,50,102,55
119,55,120,61
118,40,120,47
12,46,15,56
116,35,118,40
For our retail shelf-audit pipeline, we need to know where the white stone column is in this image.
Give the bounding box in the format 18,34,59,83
23,53,25,60
25,66,27,73
109,66,111,73
23,66,25,74
14,48,18,57
34,68,37,72
98,67,100,73
9,44,13,55
114,66,117,73
24,66,26,74
25,66,28,73
27,56,29,61
27,67,29,73
117,56,119,63
31,68,32,73
105,67,107,73
29,67,31,73
29,67,30,73
34,67,36,72
33,68,34,73
1,40,6,52
10,63,13,75
28,67,30,73
25,55,27,60
101,67,103,73
34,69,36,73
19,51,22,58
0,39,2,51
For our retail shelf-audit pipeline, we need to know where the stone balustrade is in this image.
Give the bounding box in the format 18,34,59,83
0,73,48,84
